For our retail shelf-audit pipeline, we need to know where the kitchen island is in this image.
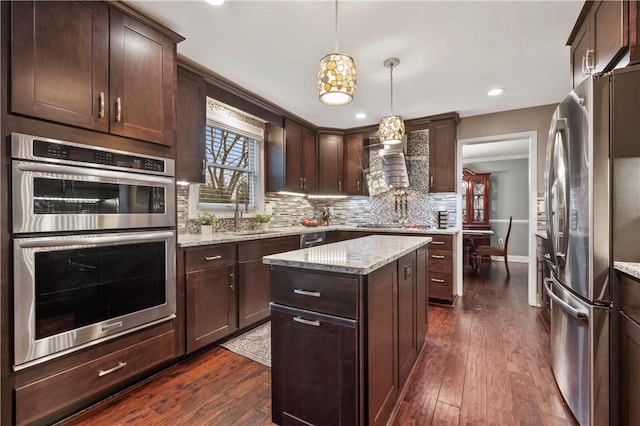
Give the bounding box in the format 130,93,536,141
264,235,431,426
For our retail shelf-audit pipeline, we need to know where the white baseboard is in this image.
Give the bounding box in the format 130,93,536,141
490,255,529,263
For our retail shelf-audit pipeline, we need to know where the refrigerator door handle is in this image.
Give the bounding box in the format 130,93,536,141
544,277,588,321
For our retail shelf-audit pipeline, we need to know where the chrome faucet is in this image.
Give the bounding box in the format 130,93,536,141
234,181,249,232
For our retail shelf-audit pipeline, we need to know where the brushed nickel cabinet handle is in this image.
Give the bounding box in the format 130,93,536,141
431,278,445,283
202,158,207,176
98,362,127,377
115,97,122,122
357,180,360,192
229,272,234,290
205,255,222,261
338,181,342,191
293,289,321,298
431,241,445,245
430,175,434,189
431,255,445,259
293,316,320,327
98,92,105,118
303,178,307,189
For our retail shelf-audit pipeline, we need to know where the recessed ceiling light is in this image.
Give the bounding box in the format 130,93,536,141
355,112,367,119
487,88,505,96
204,0,225,6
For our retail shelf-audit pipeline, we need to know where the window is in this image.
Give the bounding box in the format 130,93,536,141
198,124,260,209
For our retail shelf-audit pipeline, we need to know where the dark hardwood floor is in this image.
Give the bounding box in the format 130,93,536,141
60,262,575,426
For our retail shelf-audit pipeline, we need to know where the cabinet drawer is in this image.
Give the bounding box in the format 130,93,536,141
428,249,453,273
15,331,175,425
271,267,359,319
238,236,299,262
427,234,452,250
186,243,237,272
621,274,640,325
429,272,453,301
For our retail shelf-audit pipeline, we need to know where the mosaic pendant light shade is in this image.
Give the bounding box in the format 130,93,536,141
379,57,404,144
317,0,357,105
318,53,357,105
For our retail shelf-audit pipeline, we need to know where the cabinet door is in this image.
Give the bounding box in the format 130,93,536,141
302,126,318,192
416,246,428,349
186,265,237,352
428,119,456,193
397,252,418,387
271,306,357,426
11,1,109,132
632,1,640,64
318,133,344,194
367,262,398,426
110,8,176,146
592,0,628,73
621,312,640,426
344,133,366,195
176,66,206,183
284,119,304,192
238,259,271,328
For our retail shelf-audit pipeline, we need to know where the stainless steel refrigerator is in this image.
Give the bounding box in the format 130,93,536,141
544,65,640,426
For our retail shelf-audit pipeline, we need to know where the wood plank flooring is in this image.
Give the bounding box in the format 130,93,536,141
60,262,576,426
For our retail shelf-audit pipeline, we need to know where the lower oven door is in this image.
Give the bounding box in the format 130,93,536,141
13,230,176,369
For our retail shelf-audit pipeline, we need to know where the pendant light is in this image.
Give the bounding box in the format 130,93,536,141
379,58,405,145
317,0,357,106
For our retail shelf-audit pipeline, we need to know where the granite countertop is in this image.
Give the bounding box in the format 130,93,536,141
614,261,640,280
177,225,459,248
262,234,432,275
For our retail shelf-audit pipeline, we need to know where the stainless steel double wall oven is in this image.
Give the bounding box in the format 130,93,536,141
11,133,176,369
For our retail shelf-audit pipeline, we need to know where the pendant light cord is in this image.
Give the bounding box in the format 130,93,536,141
389,63,394,115
334,0,339,52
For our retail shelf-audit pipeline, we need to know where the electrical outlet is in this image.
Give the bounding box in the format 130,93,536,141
498,238,504,246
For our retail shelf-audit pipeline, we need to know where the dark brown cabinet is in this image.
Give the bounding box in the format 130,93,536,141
11,1,177,146
318,132,344,194
344,133,367,195
266,119,317,193
618,273,640,425
397,252,418,387
428,119,456,193
11,1,110,133
462,168,491,228
185,244,238,352
176,66,206,183
568,0,629,88
237,236,299,328
426,234,454,304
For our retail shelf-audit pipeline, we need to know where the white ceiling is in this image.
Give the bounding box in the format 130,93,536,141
462,139,529,163
128,0,584,129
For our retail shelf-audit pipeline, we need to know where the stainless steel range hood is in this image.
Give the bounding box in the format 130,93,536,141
378,140,409,189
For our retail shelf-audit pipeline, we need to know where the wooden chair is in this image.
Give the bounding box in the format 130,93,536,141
473,216,513,276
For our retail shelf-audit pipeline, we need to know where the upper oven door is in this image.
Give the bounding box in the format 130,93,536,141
12,160,175,233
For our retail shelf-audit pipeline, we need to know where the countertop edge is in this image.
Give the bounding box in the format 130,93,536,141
178,225,458,248
614,261,640,281
263,235,432,275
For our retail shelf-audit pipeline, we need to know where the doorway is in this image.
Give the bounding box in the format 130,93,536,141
456,131,538,306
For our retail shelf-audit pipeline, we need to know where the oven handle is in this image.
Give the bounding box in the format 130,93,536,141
544,277,588,321
14,161,175,185
15,231,175,249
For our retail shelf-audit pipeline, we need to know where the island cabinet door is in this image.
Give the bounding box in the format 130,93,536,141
367,261,399,426
397,252,418,387
271,304,357,426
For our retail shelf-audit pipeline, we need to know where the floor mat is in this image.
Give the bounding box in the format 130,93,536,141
220,321,271,367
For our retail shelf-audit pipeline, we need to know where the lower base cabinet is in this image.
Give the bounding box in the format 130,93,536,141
620,311,640,425
270,247,427,426
426,234,454,304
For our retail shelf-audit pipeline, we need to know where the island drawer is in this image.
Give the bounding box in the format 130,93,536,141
186,243,237,272
428,249,452,273
15,330,175,425
270,267,359,319
427,234,452,250
238,236,299,262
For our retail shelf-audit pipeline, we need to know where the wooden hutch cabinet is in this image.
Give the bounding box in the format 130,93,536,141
462,168,491,229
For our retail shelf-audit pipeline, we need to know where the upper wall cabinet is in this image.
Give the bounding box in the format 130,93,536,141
344,133,368,196
428,118,456,193
11,1,178,147
266,119,317,193
318,132,344,194
568,0,629,88
176,66,206,183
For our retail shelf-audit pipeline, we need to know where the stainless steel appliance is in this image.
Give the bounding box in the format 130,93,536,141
11,133,177,369
543,66,640,425
300,232,326,248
